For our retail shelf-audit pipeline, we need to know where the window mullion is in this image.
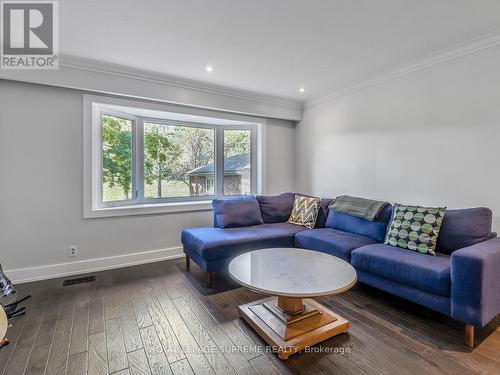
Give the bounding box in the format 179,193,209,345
251,125,258,195
135,118,145,202
216,128,225,197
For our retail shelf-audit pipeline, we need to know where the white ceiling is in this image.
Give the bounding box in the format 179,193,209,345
61,0,500,101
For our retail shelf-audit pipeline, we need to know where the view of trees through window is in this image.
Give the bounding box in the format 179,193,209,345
144,123,215,198
101,115,253,202
102,115,133,202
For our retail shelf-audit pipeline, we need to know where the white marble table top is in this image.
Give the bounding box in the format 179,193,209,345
228,248,357,297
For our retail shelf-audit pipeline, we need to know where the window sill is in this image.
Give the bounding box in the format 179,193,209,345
84,200,213,218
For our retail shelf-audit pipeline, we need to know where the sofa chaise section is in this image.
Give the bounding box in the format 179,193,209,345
182,222,307,273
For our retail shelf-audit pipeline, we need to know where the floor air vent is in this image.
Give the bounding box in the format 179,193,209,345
63,276,96,286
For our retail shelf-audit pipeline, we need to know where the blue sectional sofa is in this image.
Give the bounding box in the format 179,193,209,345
181,192,500,347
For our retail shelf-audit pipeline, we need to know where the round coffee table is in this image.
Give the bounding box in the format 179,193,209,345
229,248,357,359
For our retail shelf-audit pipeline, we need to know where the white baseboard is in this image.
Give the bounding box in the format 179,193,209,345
6,246,184,284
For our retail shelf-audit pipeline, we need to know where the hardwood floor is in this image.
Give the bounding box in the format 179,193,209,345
1,258,499,375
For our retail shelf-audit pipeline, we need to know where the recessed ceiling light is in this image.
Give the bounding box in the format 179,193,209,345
299,87,305,93
206,65,214,72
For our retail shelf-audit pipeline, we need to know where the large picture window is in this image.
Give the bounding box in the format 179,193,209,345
86,98,262,215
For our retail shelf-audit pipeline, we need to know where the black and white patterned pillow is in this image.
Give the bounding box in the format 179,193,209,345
288,195,320,229
385,204,446,255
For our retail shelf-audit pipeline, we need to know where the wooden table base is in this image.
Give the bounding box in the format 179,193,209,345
239,296,349,359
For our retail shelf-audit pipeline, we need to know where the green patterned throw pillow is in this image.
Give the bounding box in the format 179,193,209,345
385,204,446,256
288,195,320,229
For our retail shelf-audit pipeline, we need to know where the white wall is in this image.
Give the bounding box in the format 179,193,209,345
296,45,500,231
0,80,296,281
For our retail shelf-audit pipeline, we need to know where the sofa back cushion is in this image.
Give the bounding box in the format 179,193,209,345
437,207,493,254
326,204,392,242
316,198,334,228
256,192,333,227
212,196,263,228
256,192,296,223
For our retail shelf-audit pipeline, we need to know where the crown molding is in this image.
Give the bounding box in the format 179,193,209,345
59,55,302,110
305,29,500,109
0,54,303,121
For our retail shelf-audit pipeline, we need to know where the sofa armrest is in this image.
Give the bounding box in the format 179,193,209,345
451,237,500,326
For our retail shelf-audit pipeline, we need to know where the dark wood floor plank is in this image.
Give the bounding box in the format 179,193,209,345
171,297,236,375
116,289,143,353
175,282,261,361
141,284,185,363
475,327,500,363
67,351,88,375
139,326,172,375
248,355,282,375
102,273,120,321
111,370,131,375
44,292,76,375
0,319,27,375
34,293,65,348
172,285,256,375
128,348,152,375
89,282,105,335
105,318,129,373
170,359,195,375
24,344,50,375
190,286,291,375
88,332,108,375
2,306,45,375
69,291,90,356
0,284,45,375
130,284,154,329
142,280,215,375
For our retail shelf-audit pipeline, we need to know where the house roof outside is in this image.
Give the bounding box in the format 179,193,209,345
188,153,249,176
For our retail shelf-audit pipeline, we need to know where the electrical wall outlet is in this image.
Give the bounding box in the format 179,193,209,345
69,246,78,257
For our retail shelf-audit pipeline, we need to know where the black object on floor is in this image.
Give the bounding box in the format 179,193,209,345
62,275,96,286
176,262,241,296
4,294,31,319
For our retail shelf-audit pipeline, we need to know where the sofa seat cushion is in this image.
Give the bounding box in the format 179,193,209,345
181,223,307,261
351,244,451,296
294,228,378,262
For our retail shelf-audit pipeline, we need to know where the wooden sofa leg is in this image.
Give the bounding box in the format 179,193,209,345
185,255,190,272
206,272,213,288
465,324,475,348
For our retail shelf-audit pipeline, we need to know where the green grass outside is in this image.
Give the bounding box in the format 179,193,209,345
103,180,191,202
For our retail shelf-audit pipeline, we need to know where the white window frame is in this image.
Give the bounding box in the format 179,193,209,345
83,95,266,218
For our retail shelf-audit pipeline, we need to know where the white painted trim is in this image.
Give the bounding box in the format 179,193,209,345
84,201,214,219
6,246,184,284
0,54,302,121
306,29,500,108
